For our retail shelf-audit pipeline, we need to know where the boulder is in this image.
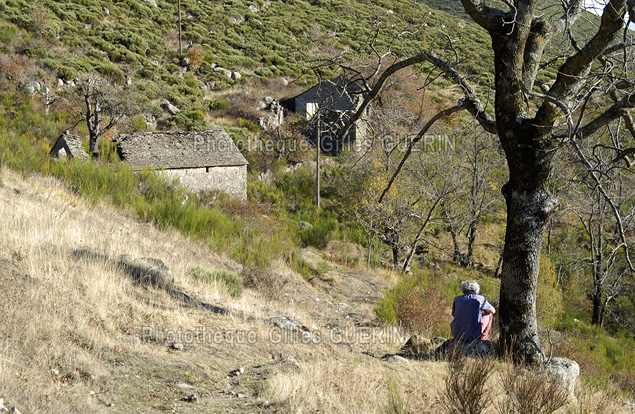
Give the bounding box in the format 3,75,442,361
142,0,158,7
539,357,580,398
23,81,41,95
120,256,175,288
266,316,318,343
213,67,233,78
162,101,180,115
400,335,444,355
231,71,242,80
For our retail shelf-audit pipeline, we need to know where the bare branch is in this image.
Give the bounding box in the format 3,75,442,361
458,0,506,32
338,51,497,142
378,103,465,203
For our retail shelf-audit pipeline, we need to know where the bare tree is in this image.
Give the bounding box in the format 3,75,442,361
440,124,502,267
78,78,133,158
339,0,635,360
564,123,635,327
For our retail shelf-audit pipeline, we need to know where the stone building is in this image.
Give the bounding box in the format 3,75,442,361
282,76,368,155
115,128,248,200
50,131,89,160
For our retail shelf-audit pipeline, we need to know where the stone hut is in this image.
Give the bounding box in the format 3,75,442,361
115,128,248,200
282,76,368,155
50,132,89,160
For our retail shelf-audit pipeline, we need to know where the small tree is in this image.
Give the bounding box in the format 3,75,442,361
78,77,133,159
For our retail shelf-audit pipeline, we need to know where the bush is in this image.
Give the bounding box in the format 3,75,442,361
207,97,231,111
395,284,452,337
375,272,452,337
187,266,244,298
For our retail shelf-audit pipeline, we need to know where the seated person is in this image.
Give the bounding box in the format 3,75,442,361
450,280,496,342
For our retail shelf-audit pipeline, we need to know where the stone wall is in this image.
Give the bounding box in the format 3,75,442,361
163,165,247,200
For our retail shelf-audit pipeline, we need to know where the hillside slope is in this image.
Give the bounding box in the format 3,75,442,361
0,166,632,412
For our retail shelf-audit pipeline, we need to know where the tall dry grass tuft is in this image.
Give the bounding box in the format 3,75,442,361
440,353,494,414
494,360,570,414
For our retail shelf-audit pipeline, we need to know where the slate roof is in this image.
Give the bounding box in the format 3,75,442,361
50,133,89,160
115,128,248,170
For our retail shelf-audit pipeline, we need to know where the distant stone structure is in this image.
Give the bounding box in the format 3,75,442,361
49,131,89,160
115,128,248,200
282,76,368,155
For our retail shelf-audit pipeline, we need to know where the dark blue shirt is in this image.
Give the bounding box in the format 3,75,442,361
450,293,493,341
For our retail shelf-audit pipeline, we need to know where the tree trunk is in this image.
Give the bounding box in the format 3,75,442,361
591,287,605,326
498,180,557,363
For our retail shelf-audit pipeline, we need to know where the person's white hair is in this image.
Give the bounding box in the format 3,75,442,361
461,280,480,295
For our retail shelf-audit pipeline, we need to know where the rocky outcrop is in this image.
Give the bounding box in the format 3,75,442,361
119,256,174,288
266,316,318,343
162,101,180,115
72,250,227,314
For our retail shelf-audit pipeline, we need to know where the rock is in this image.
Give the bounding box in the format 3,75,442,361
162,101,180,115
171,342,184,350
213,67,233,78
231,72,241,80
180,394,198,402
125,75,132,86
266,316,318,343
142,0,158,7
228,366,244,377
248,5,259,12
382,354,409,363
57,78,64,87
51,368,59,376
120,256,175,288
434,338,496,360
0,398,6,412
400,335,440,355
103,7,110,15
274,356,300,369
258,169,272,181
143,114,157,128
180,58,190,68
539,357,580,398
9,408,20,414
23,81,41,95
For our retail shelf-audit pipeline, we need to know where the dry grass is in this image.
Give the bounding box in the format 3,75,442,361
0,169,633,413
264,358,446,413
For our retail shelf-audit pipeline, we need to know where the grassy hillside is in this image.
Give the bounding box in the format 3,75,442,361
0,0,634,411
1,164,633,413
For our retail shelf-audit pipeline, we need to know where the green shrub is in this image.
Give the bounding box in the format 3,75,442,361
207,98,231,111
297,210,338,249
186,266,244,298
0,22,17,44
